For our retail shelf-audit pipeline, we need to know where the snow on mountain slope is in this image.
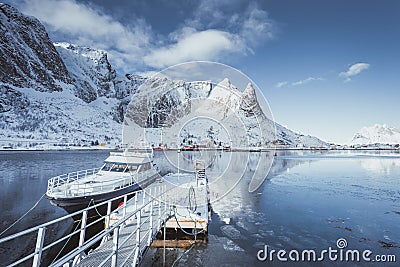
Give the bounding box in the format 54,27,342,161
350,124,400,145
0,5,125,148
0,84,122,148
209,78,242,112
54,42,146,123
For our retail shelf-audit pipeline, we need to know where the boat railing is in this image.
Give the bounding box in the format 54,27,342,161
46,168,100,196
46,169,157,198
0,183,174,267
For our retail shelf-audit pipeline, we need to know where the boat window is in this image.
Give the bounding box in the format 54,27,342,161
139,162,151,172
101,163,113,171
111,164,127,172
127,165,138,172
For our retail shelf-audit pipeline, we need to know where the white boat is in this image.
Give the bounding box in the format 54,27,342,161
45,149,160,214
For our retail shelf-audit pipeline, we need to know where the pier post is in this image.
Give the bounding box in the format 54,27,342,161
132,209,141,266
106,201,112,229
111,226,120,267
123,195,127,218
78,210,87,247
148,201,153,245
163,220,166,267
158,199,161,227
134,193,138,211
32,227,46,267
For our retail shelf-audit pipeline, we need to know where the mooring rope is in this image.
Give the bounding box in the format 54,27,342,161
188,186,197,213
171,208,207,237
171,241,195,267
0,193,46,237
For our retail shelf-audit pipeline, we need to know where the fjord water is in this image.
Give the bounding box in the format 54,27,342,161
1,150,399,266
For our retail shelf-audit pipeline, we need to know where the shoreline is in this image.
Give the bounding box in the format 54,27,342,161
0,147,117,152
0,147,399,152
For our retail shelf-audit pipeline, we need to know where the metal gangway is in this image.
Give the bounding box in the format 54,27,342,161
0,182,176,267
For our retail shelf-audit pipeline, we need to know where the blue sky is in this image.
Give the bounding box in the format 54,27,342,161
5,0,400,144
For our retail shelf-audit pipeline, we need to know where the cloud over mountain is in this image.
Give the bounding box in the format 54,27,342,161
17,0,275,72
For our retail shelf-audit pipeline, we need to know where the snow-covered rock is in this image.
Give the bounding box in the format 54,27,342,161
0,3,72,91
54,42,116,102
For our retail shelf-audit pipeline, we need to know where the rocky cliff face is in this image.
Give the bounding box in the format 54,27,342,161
54,42,116,102
0,3,72,91
54,42,143,103
54,42,146,122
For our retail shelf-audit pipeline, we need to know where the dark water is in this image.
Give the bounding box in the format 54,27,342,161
1,150,400,266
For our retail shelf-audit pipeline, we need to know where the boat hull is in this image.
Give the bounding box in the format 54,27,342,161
46,183,140,215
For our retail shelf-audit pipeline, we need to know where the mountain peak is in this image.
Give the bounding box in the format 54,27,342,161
243,83,256,97
216,78,232,91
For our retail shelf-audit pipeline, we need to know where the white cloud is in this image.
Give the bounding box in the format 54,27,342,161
144,29,245,68
20,0,152,73
189,1,275,46
143,1,275,68
339,63,370,82
291,77,323,86
276,81,288,88
240,2,275,46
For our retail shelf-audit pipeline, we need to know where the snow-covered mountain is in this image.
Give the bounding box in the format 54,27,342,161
0,3,327,149
54,42,143,104
124,76,327,148
0,3,130,147
350,124,400,145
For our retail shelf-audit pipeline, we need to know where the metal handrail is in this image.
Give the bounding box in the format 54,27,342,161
53,187,172,267
0,182,174,267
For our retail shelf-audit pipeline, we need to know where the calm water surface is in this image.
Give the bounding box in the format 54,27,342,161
1,150,399,266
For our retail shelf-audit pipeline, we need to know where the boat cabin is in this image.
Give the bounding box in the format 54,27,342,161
99,152,153,174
